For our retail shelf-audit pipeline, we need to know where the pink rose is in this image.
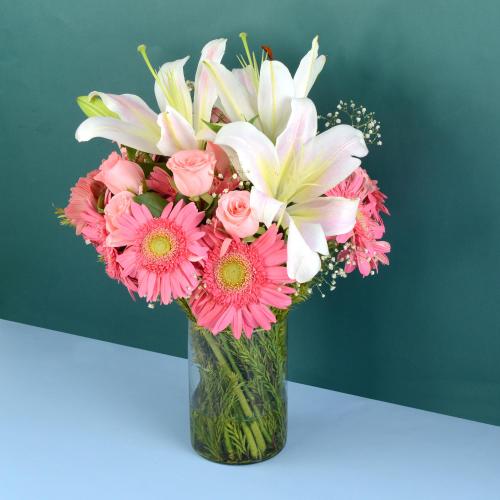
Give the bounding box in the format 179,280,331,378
104,191,134,246
216,191,259,239
95,152,144,195
167,150,215,197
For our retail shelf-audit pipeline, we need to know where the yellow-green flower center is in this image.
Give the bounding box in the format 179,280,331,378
216,255,251,290
150,235,172,255
144,232,174,258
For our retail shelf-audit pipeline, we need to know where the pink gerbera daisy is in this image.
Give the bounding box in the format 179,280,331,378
190,224,295,339
98,246,138,298
109,200,206,304
337,210,390,276
80,211,107,247
326,167,390,276
64,169,106,240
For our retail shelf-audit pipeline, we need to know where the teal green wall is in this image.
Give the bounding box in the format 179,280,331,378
1,0,499,425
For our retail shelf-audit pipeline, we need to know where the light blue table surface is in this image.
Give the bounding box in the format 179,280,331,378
1,319,499,500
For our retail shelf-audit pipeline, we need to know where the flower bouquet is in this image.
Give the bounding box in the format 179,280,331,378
58,34,390,464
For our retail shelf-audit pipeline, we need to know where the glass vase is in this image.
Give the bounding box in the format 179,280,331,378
188,318,287,465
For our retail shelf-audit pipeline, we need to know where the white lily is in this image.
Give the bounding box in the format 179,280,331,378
204,35,326,142
214,98,368,283
75,39,227,155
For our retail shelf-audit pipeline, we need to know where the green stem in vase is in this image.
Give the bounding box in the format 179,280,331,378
200,328,267,456
217,333,273,444
188,315,287,464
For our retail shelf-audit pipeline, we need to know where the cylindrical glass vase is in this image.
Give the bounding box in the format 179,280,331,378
188,319,287,465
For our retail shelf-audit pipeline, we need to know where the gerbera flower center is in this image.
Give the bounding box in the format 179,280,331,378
149,234,172,256
142,229,175,259
216,255,251,291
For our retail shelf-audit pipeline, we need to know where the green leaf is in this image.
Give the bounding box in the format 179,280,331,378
138,161,155,177
54,207,72,227
76,95,119,119
138,159,169,177
202,119,223,133
174,193,190,204
125,146,137,161
134,192,167,217
200,192,215,208
248,114,259,124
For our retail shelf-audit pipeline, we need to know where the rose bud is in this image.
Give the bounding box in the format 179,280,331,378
167,149,216,197
94,152,144,195
104,191,135,246
216,190,259,239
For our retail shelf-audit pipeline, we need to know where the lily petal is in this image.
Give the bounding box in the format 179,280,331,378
203,61,255,122
193,39,227,136
195,125,217,143
214,122,280,195
76,116,162,154
157,107,198,156
294,36,326,98
232,66,258,109
292,124,368,203
154,56,193,125
275,97,317,171
250,188,286,227
292,220,328,255
76,91,160,152
87,92,159,134
89,92,156,123
258,60,295,141
287,196,359,236
286,217,322,283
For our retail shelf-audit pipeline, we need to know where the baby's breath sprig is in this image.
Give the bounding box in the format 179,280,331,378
311,241,348,298
320,99,382,146
291,241,349,303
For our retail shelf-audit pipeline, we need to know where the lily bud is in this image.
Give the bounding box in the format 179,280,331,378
76,95,118,118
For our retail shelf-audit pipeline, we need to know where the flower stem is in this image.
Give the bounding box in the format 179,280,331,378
200,329,267,456
218,333,272,444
